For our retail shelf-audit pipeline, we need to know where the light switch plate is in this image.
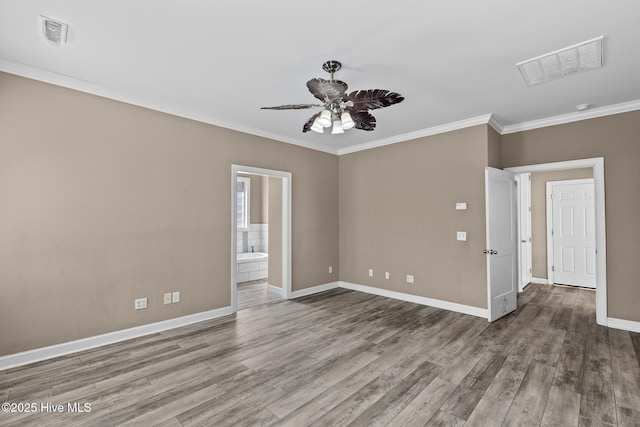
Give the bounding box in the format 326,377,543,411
456,202,468,210
163,293,172,304
172,291,180,303
457,231,467,241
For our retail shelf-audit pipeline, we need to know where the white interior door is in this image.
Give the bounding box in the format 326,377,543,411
548,179,596,288
485,167,518,322
517,173,532,291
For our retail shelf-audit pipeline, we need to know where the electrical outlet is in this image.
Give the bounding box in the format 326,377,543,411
457,231,467,241
406,275,414,284
329,266,333,274
172,291,180,303
163,293,172,304
368,268,374,277
134,297,147,310
385,272,390,280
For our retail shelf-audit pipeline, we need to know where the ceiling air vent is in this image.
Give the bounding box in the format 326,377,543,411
517,36,604,86
40,15,68,46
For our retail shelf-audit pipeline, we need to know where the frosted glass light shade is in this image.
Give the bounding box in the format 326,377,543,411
331,119,344,134
317,109,332,127
310,118,324,133
341,111,355,129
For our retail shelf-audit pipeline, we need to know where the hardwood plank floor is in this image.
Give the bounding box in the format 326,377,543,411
1,283,639,426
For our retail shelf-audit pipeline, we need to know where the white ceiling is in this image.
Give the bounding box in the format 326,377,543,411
1,1,639,155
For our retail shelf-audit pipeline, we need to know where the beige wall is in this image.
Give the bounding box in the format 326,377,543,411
0,73,339,355
339,125,492,309
530,168,593,278
488,125,502,168
502,110,640,321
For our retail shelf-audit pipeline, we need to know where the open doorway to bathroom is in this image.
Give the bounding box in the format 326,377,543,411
231,165,292,312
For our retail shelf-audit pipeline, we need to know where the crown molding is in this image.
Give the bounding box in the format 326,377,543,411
501,99,640,134
0,59,339,155
3,59,639,155
337,114,494,155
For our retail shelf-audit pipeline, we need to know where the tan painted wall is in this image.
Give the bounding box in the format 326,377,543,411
502,110,640,321
267,177,283,287
0,73,339,355
530,168,593,278
488,126,502,168
339,125,491,309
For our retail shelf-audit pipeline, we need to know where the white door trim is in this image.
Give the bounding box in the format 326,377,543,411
231,165,292,312
545,178,595,286
516,173,532,292
505,158,607,326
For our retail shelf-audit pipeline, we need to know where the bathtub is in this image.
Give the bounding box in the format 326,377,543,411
237,252,268,282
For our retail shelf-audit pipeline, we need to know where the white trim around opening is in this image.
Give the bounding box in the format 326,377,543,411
231,165,292,312
505,158,607,326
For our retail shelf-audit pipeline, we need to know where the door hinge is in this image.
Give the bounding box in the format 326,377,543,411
552,266,555,272
550,193,553,199
529,268,532,273
551,229,554,236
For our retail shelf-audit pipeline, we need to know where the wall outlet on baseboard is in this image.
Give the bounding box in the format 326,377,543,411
368,268,374,277
134,297,147,310
406,275,414,284
385,272,390,280
329,266,333,274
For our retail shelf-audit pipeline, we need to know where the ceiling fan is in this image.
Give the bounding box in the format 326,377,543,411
261,60,404,134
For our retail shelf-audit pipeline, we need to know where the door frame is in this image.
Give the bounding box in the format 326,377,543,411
516,173,532,292
231,165,292,312
545,178,595,286
505,158,606,326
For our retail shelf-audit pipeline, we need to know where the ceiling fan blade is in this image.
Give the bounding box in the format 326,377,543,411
261,103,323,110
302,112,321,133
345,89,404,111
307,78,348,103
350,110,376,131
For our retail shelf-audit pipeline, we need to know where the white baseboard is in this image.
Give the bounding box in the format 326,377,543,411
266,284,284,296
339,281,488,319
607,317,640,333
0,306,233,371
290,281,340,299
531,277,549,285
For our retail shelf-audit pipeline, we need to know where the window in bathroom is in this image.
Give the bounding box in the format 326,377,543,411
236,177,251,231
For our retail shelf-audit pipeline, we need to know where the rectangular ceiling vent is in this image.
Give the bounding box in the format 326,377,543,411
517,36,604,86
40,15,68,46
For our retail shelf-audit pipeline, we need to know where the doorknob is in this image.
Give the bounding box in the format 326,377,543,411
521,240,527,243
483,249,499,255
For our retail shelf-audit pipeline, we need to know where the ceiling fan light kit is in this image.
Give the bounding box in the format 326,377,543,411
261,60,404,134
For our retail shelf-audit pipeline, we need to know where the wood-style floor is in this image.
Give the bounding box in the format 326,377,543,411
1,283,639,426
237,280,283,311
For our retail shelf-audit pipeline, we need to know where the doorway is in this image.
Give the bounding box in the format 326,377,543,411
231,165,292,313
505,158,607,325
